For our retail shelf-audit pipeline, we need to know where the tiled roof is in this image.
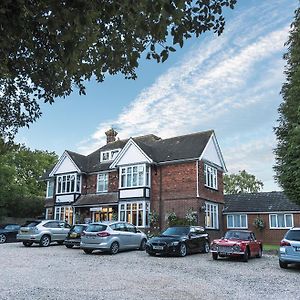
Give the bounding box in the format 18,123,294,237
43,130,215,176
224,192,300,213
73,193,119,207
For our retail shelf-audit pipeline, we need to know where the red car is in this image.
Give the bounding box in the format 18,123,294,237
210,230,262,262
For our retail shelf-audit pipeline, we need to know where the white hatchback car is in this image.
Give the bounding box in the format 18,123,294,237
80,221,147,255
279,227,300,268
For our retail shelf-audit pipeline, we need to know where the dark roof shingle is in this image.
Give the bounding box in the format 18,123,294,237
73,193,119,207
224,192,300,213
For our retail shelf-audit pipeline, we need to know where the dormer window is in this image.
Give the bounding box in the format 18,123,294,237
100,149,121,162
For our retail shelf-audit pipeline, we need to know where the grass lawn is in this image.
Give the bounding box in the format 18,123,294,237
263,244,279,251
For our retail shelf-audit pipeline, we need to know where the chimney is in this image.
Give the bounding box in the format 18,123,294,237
105,128,118,144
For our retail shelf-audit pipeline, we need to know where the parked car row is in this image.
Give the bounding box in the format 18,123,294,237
1,219,300,268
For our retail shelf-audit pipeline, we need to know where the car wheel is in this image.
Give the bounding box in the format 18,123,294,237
212,252,218,260
65,245,73,249
139,239,147,251
279,260,288,269
203,241,210,253
110,241,119,255
83,249,93,254
23,241,33,247
0,234,7,244
256,247,262,258
179,243,187,257
39,235,51,247
242,248,249,262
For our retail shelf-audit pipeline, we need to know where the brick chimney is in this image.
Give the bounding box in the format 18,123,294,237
105,128,118,144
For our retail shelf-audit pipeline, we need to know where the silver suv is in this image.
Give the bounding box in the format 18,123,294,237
81,221,147,255
17,220,71,247
279,227,300,269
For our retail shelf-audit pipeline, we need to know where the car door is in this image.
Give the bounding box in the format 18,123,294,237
110,223,131,249
187,227,203,253
124,223,141,248
60,222,71,239
44,221,61,240
249,232,260,255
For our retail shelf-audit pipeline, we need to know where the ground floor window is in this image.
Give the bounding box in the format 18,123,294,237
54,206,73,225
227,214,248,229
118,201,150,228
45,208,53,220
91,207,115,222
205,202,219,229
269,214,293,229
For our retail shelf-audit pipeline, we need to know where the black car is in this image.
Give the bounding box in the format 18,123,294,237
0,224,21,244
146,226,210,257
64,224,88,248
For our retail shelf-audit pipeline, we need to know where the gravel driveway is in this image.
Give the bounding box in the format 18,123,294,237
0,243,299,300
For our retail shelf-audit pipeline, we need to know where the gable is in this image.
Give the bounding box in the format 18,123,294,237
50,152,80,176
110,139,152,168
200,134,227,171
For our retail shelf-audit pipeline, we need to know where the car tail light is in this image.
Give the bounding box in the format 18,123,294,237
280,240,291,246
97,231,110,237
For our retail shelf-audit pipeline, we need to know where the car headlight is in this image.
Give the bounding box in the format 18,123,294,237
170,241,179,246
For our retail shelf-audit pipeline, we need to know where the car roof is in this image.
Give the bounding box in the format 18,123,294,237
88,221,132,226
227,230,253,233
290,227,300,230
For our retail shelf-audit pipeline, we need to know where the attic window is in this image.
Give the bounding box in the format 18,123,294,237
100,149,120,162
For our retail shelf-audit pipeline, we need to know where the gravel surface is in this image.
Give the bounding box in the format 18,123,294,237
0,243,299,300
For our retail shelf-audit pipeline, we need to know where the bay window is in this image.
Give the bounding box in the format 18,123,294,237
54,206,73,225
119,201,150,227
56,173,81,194
97,173,108,193
120,164,150,188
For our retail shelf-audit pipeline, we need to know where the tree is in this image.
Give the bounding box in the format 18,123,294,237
0,141,58,219
0,0,236,139
274,7,300,205
224,170,264,194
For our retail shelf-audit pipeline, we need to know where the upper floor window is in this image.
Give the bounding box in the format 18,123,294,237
46,180,55,198
205,202,219,229
204,164,217,189
120,164,150,188
97,173,108,193
100,149,121,162
227,214,248,229
269,214,293,229
56,173,81,194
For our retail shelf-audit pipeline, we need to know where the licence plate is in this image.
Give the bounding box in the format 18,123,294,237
153,246,164,250
70,233,77,238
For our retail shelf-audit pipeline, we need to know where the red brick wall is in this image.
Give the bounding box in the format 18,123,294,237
83,170,119,194
151,161,225,229
223,213,300,245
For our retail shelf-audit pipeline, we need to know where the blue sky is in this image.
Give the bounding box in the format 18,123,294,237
16,0,298,191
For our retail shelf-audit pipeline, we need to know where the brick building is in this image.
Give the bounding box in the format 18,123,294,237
43,129,227,238
223,192,300,245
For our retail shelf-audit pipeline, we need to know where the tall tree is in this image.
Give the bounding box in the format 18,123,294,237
0,141,58,218
224,170,264,194
274,7,300,205
0,0,236,139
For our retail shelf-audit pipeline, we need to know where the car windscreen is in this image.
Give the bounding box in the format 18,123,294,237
85,224,107,232
4,225,20,230
22,221,41,227
70,225,86,233
162,227,190,236
224,231,250,240
285,230,300,241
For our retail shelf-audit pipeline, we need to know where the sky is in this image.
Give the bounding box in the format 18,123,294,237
16,0,298,192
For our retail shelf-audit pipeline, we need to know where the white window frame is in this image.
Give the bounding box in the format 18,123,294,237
54,206,73,224
46,180,55,198
204,164,218,190
118,201,150,228
119,164,150,188
269,214,294,229
96,172,108,193
205,202,219,229
227,214,248,229
100,149,121,162
45,208,53,220
56,173,81,194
